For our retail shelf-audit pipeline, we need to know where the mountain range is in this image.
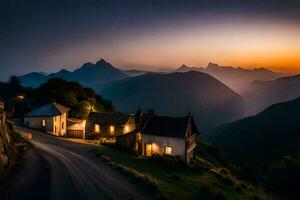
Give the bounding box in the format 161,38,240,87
241,74,300,114
176,63,284,93
208,96,300,199
209,96,300,159
19,59,128,88
96,71,245,131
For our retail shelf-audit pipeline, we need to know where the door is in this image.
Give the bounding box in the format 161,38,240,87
145,144,152,156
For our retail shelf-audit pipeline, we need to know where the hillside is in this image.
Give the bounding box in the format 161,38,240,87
209,96,300,159
209,97,300,199
241,74,300,114
91,137,269,200
19,59,128,88
176,63,283,93
97,71,245,131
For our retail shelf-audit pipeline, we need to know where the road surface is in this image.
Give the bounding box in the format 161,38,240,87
0,127,143,200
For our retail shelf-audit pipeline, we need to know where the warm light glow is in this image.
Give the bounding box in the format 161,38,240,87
152,143,159,154
17,95,25,100
42,120,46,127
164,146,172,155
94,124,100,133
110,125,115,134
124,125,129,133
145,144,152,156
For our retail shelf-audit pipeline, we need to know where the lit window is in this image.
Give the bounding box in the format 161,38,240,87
164,146,172,155
110,125,115,134
42,120,46,127
95,124,100,133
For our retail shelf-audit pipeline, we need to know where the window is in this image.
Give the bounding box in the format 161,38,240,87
42,120,46,127
95,124,100,133
109,125,115,134
62,122,64,130
145,144,152,156
164,146,173,155
54,117,56,122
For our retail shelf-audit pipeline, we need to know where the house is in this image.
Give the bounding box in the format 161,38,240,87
24,102,69,136
116,114,199,165
67,118,86,139
140,115,198,164
85,112,136,139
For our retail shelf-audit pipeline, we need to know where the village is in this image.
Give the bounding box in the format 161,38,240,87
23,102,198,165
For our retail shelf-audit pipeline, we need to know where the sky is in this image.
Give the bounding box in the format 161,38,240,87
1,0,300,80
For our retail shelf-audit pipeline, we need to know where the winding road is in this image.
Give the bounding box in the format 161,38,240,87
0,127,143,200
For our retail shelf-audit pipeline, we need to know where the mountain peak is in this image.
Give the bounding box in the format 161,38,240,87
81,62,94,69
96,58,108,65
178,64,189,70
206,63,220,69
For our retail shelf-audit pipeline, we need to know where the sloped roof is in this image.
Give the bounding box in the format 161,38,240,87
87,112,131,126
25,102,69,117
141,115,199,138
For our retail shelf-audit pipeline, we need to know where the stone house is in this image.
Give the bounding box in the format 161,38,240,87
85,112,136,139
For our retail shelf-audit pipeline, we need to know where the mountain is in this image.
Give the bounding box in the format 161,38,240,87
18,72,47,88
96,71,245,131
209,97,300,199
176,63,284,93
19,59,129,88
242,74,300,114
209,96,300,159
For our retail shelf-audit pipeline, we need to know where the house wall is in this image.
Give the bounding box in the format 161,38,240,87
52,113,67,136
141,134,186,160
24,116,54,133
24,112,67,137
85,116,136,138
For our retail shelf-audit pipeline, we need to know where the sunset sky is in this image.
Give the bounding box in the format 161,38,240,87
1,0,300,80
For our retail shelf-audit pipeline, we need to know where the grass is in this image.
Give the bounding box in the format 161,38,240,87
91,144,270,200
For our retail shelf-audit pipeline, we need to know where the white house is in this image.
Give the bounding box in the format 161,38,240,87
24,102,69,136
140,115,198,164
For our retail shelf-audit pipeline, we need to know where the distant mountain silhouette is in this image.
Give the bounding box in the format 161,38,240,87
176,63,284,93
19,59,128,88
242,74,300,114
209,96,300,159
96,71,245,131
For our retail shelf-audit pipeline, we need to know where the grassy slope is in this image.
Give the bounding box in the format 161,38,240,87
91,141,269,200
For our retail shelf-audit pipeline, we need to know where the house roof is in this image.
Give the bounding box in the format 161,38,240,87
141,115,199,138
87,112,132,126
25,102,70,117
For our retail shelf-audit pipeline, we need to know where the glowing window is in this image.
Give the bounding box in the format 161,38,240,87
42,120,46,127
164,146,172,155
95,124,100,133
110,125,115,134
